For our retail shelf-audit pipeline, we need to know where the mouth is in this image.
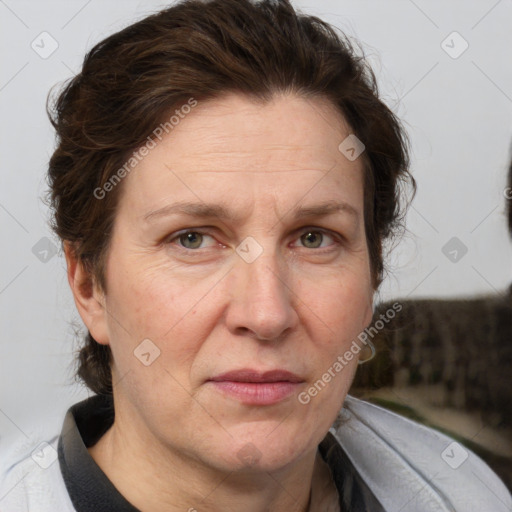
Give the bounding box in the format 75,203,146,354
207,369,305,405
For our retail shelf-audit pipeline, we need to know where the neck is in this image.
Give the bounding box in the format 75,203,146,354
87,402,317,512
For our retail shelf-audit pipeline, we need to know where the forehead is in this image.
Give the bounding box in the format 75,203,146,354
166,93,352,170
118,92,364,217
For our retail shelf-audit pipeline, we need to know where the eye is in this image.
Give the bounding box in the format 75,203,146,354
165,227,341,253
169,230,217,250
294,229,338,250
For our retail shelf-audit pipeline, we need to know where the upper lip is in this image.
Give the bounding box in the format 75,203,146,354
209,369,304,383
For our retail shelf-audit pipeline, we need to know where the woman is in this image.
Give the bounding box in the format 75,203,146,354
1,0,510,510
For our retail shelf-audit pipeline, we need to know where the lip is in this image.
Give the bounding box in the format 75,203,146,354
207,369,304,405
210,369,304,383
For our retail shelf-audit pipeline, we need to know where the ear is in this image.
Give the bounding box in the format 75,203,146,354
64,242,110,345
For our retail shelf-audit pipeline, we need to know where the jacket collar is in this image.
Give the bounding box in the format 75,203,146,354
335,395,512,511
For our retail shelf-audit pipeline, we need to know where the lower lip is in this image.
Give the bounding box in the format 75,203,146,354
209,381,301,405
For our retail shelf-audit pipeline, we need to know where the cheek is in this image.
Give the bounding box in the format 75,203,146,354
301,276,372,405
299,272,372,370
105,254,191,338
305,271,372,338
103,255,227,384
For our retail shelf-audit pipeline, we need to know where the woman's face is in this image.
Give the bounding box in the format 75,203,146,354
88,92,373,473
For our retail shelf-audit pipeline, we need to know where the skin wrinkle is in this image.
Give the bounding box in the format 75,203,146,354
141,200,360,233
191,170,321,173
71,92,374,512
169,161,339,174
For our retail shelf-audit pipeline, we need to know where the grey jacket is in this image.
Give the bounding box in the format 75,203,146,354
1,394,511,511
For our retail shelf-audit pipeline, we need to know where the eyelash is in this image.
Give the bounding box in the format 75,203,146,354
164,227,343,254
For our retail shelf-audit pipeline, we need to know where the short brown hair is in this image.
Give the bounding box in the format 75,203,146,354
47,0,414,395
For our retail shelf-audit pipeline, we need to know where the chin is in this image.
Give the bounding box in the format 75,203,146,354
210,428,312,474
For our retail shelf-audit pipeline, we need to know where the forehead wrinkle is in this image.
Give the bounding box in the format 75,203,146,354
186,143,312,152
142,198,360,226
167,157,340,176
184,168,331,174
180,150,330,165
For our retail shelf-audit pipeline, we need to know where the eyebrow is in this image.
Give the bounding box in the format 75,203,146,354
143,200,358,223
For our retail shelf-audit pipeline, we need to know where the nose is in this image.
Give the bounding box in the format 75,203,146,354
224,244,299,342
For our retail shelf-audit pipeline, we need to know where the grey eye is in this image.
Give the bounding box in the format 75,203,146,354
300,231,323,248
179,232,204,249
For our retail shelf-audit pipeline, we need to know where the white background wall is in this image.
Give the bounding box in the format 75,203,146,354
1,0,512,460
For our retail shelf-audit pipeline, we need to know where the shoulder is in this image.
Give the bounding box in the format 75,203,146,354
0,435,76,512
331,395,512,512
